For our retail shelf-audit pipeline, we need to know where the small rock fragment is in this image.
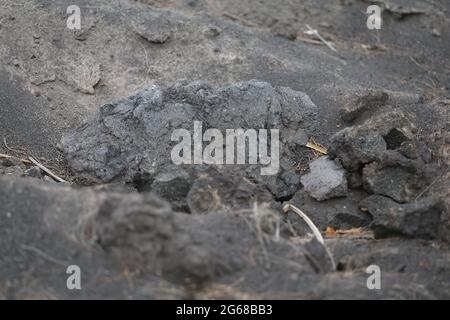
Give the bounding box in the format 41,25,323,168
431,28,441,37
59,54,101,94
292,128,309,146
204,25,221,38
24,166,43,179
300,156,347,201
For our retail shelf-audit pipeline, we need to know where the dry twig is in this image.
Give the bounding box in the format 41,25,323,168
282,203,336,270
304,24,337,53
305,141,327,155
28,156,68,183
222,12,258,27
0,152,32,165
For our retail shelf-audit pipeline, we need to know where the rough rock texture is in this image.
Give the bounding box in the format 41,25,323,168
328,111,415,172
362,162,423,203
328,111,449,242
62,80,318,203
360,195,445,240
186,168,274,214
1,0,450,300
300,156,347,201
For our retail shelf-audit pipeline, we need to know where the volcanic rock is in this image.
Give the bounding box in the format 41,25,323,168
328,111,415,171
359,195,444,240
300,156,347,201
62,80,318,203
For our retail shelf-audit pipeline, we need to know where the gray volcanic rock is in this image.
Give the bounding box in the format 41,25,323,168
328,111,414,171
300,156,347,201
62,80,318,202
362,162,423,203
360,195,444,240
1,0,450,300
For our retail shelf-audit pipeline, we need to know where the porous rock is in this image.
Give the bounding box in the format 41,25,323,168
328,111,415,171
62,80,318,203
362,162,424,203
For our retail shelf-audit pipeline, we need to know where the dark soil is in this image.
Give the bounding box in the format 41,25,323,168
0,0,449,299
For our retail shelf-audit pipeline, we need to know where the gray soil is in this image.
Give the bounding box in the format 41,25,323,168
0,0,449,299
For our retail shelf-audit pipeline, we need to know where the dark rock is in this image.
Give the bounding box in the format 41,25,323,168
328,111,414,171
300,156,347,201
359,195,444,240
383,128,409,150
362,162,424,203
292,128,309,146
329,212,371,229
150,165,192,211
186,168,274,214
347,171,362,188
62,80,318,203
87,186,316,284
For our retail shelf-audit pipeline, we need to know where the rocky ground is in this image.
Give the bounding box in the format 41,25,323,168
0,0,449,299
